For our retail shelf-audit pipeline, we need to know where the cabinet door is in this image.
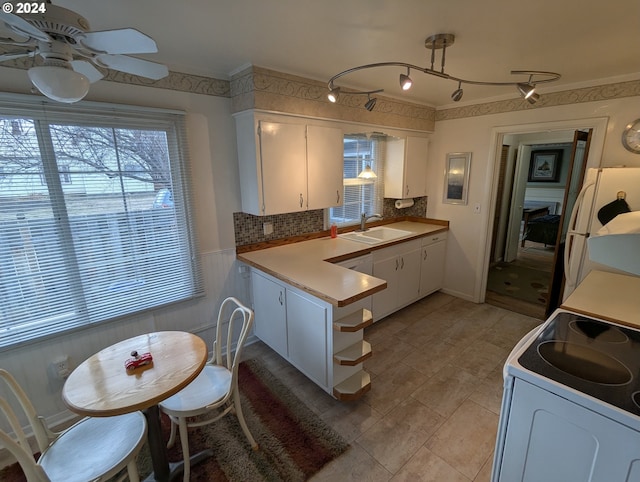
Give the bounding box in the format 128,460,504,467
251,271,287,356
286,289,328,388
372,254,399,321
259,121,307,215
396,247,422,307
420,241,446,297
404,136,428,198
306,125,344,210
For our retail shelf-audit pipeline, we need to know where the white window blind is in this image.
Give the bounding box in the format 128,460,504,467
0,97,202,349
329,134,385,227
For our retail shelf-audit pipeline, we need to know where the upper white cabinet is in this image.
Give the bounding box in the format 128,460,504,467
384,136,429,199
234,111,344,216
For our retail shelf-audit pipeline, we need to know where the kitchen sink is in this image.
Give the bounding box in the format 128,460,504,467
339,226,413,244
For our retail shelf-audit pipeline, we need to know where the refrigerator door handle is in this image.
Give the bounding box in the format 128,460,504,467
564,180,596,288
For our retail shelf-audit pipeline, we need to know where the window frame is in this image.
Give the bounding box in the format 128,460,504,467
327,134,386,228
0,94,202,350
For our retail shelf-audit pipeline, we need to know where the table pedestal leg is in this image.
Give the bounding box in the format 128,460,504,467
142,405,213,482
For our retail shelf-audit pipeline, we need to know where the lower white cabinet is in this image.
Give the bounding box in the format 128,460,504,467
286,289,328,387
251,270,287,356
372,239,422,320
250,268,370,400
419,233,447,297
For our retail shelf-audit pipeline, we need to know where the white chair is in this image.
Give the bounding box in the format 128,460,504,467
0,368,147,482
159,296,258,481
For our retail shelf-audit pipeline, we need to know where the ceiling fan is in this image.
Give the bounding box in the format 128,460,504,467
0,1,169,103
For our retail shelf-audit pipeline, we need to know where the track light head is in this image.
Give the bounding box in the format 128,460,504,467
327,86,340,103
399,68,412,91
526,91,540,104
451,81,463,102
517,82,536,100
364,95,377,111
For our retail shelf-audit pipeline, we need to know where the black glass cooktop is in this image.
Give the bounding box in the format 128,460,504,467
518,311,640,417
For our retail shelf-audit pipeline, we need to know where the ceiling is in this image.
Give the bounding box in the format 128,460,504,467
12,0,640,107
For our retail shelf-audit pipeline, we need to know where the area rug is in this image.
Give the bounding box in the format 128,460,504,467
0,359,350,482
487,261,551,305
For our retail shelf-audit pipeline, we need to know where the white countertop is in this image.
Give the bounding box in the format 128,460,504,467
237,220,448,306
561,270,640,329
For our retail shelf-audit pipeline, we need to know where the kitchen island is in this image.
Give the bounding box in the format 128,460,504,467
237,218,448,400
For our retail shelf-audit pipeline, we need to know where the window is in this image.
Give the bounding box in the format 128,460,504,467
0,97,202,348
328,134,385,227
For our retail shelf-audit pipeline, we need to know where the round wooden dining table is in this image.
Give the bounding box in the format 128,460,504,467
62,331,207,482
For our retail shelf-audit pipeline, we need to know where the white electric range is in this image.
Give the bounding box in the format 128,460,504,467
491,307,640,482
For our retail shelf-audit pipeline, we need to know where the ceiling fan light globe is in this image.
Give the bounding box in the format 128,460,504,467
28,65,90,103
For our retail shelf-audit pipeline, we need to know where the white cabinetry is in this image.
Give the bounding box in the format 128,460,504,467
372,239,422,320
286,289,328,388
234,111,344,215
497,379,640,481
251,271,288,356
384,136,429,199
419,232,447,297
250,268,370,400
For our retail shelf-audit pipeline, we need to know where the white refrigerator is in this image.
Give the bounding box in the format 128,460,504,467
563,167,640,300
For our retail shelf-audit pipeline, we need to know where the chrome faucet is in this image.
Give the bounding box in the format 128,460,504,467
359,212,382,231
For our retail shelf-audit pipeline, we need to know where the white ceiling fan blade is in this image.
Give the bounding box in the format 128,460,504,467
95,54,168,80
0,50,33,62
0,12,50,42
70,60,104,83
79,28,158,54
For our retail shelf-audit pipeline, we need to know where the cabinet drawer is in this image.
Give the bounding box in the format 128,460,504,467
422,231,447,247
372,238,421,262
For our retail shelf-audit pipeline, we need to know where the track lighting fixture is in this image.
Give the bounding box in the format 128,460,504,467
364,95,377,111
451,81,463,102
327,85,340,103
326,33,561,110
516,81,541,104
399,67,412,91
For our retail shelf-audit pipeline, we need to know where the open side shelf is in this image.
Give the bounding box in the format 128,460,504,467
334,340,372,366
333,308,373,332
333,370,371,401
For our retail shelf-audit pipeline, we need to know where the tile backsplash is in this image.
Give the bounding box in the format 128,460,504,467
233,196,427,246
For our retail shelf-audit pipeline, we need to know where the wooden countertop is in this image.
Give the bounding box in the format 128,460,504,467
237,219,448,307
561,270,640,329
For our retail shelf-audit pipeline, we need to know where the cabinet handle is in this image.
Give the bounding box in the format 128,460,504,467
395,259,399,271
336,190,340,204
423,250,428,260
299,193,304,208
401,257,404,269
278,291,283,305
406,185,409,196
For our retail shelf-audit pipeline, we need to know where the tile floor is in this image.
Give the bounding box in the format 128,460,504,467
242,292,543,482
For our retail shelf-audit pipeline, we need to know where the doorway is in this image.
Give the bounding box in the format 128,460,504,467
485,129,592,319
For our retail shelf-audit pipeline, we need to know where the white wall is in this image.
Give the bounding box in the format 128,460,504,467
428,96,640,303
0,67,248,428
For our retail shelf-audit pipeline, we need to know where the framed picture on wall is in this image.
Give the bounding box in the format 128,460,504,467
443,152,471,205
528,149,562,182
